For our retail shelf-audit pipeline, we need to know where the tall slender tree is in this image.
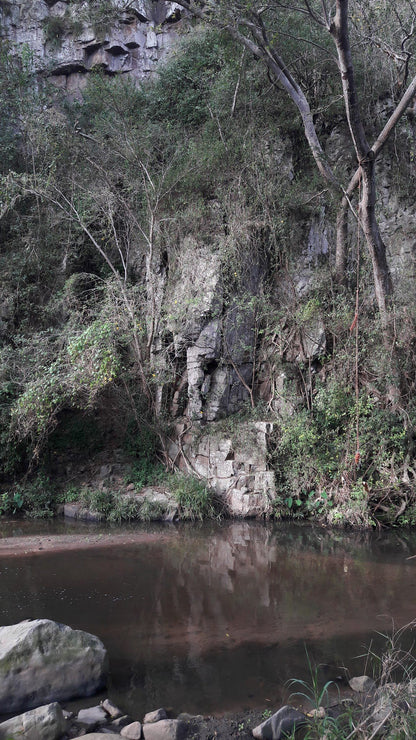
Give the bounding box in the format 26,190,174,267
177,0,416,336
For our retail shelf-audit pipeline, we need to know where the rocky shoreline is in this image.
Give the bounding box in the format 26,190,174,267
1,678,414,740
1,619,415,739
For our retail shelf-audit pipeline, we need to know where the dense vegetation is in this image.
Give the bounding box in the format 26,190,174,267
1,1,416,525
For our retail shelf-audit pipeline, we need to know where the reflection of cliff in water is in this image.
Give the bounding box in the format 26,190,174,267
0,521,416,715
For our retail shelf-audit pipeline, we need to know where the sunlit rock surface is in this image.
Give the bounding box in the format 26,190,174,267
0,619,108,713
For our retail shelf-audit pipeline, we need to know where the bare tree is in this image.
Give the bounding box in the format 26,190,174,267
176,0,416,335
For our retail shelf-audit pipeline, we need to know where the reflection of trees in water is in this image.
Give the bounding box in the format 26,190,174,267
136,521,416,654
1,521,416,715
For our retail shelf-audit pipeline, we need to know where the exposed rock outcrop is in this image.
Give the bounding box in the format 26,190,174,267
160,238,265,423
1,1,185,96
0,619,108,713
168,420,276,517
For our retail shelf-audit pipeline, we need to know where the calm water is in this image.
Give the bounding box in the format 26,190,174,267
1,519,416,717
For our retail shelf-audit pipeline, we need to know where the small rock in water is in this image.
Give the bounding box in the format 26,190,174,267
307,706,326,719
77,705,108,726
349,676,376,693
143,708,167,724
252,705,308,739
142,719,184,739
102,698,124,719
121,721,142,739
71,735,122,740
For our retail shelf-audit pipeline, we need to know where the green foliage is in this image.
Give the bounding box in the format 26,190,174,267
80,0,119,37
123,424,166,489
125,458,166,490
0,489,24,515
43,16,67,48
274,381,354,500
283,625,416,739
67,320,120,390
43,2,112,47
142,29,239,128
0,44,37,172
0,4,415,529
0,474,56,517
77,487,168,523
169,473,220,521
288,651,336,710
272,372,413,526
6,312,125,460
81,487,114,517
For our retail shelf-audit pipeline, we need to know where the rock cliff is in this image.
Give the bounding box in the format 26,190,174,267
1,1,415,522
1,1,184,96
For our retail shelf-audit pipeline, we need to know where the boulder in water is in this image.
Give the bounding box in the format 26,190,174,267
0,619,108,713
0,702,65,740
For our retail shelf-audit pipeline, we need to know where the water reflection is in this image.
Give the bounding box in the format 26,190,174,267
0,520,416,716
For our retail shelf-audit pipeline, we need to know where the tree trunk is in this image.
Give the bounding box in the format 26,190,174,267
335,194,348,282
335,73,416,284
179,0,411,334
331,0,393,333
359,158,393,331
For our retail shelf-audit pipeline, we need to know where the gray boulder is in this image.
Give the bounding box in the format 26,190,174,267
72,736,122,740
349,675,376,694
143,708,168,724
102,699,124,720
0,619,108,713
143,719,185,739
121,722,143,739
252,705,307,739
0,702,65,740
77,705,108,727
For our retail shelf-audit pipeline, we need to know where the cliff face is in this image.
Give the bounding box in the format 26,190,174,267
1,0,184,96
1,1,416,522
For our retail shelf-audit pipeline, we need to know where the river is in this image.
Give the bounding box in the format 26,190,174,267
0,518,415,717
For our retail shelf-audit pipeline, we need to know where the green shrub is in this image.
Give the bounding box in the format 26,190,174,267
125,458,166,490
43,16,67,48
274,381,354,501
124,424,166,489
0,474,56,517
142,29,239,128
81,487,114,517
169,473,220,521
272,374,415,526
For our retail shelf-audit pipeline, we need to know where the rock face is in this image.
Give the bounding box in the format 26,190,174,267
157,237,267,423
1,0,185,96
0,619,108,713
0,702,65,740
168,420,276,517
